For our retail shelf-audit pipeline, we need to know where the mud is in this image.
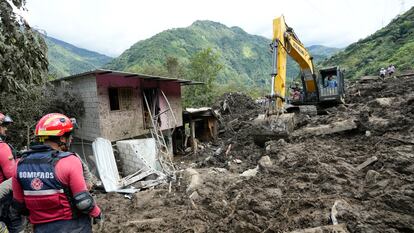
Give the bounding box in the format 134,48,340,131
94,75,414,233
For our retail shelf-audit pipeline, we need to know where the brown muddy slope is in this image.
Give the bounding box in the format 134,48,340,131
94,75,414,233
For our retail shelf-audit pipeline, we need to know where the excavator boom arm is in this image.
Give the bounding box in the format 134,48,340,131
271,16,316,110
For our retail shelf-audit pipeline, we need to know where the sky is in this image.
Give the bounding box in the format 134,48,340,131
22,0,414,57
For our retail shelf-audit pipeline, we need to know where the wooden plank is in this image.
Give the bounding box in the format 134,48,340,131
356,156,378,171
289,224,349,233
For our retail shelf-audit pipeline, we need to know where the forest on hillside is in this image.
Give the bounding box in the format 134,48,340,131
322,6,414,78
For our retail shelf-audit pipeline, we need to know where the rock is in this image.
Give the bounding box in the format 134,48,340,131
184,168,199,176
234,159,242,164
292,119,357,137
189,191,201,202
365,170,380,185
277,138,287,145
330,200,358,226
240,166,259,177
265,145,272,153
375,97,394,107
211,167,228,173
258,156,273,169
264,188,282,198
183,168,202,192
214,148,223,155
299,105,317,116
265,139,286,153
252,113,295,146
365,130,371,137
376,179,390,188
257,200,273,213
368,116,389,127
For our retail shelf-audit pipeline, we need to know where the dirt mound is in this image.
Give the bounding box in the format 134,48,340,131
212,92,259,117
95,75,414,233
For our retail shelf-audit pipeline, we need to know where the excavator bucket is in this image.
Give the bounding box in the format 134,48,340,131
251,113,295,146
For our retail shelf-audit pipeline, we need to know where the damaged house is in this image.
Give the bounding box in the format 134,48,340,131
54,69,200,191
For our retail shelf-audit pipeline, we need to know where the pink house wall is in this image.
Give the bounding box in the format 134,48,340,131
142,80,183,131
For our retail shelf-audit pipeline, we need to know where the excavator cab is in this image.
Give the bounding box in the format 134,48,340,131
290,67,345,105
318,67,345,103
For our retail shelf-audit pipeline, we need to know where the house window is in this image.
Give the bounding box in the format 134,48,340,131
108,88,119,110
108,87,133,111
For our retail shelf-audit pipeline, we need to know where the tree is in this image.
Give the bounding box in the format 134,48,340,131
0,85,85,149
0,1,84,149
127,62,168,77
0,0,48,92
165,56,186,79
166,56,179,78
184,48,223,107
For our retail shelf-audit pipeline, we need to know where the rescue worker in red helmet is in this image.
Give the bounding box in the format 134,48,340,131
11,113,103,233
0,113,25,233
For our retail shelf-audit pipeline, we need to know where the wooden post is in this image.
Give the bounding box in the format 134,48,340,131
165,129,174,159
190,120,197,153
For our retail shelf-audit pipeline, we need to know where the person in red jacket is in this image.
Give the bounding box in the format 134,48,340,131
0,113,24,233
12,113,103,233
0,113,15,184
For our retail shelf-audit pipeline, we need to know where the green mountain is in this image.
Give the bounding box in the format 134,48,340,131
287,45,341,81
308,45,342,61
106,20,339,87
44,35,112,77
321,7,414,79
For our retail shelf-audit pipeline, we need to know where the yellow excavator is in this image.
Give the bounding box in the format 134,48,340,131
253,16,345,145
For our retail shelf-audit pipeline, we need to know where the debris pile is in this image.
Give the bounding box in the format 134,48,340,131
94,75,414,232
212,92,260,117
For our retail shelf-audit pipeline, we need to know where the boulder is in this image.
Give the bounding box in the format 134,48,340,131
258,156,273,169
240,166,259,177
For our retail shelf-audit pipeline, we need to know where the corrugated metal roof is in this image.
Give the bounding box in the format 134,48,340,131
183,107,218,118
185,107,212,113
54,69,203,85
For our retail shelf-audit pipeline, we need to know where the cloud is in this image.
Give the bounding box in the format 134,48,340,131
25,0,414,56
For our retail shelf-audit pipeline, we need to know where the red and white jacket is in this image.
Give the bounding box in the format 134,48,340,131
12,145,100,224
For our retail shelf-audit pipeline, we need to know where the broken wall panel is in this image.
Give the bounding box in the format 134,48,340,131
116,138,159,176
92,137,121,192
93,137,165,193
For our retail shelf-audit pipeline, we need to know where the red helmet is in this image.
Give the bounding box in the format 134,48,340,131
0,113,13,126
35,113,74,137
